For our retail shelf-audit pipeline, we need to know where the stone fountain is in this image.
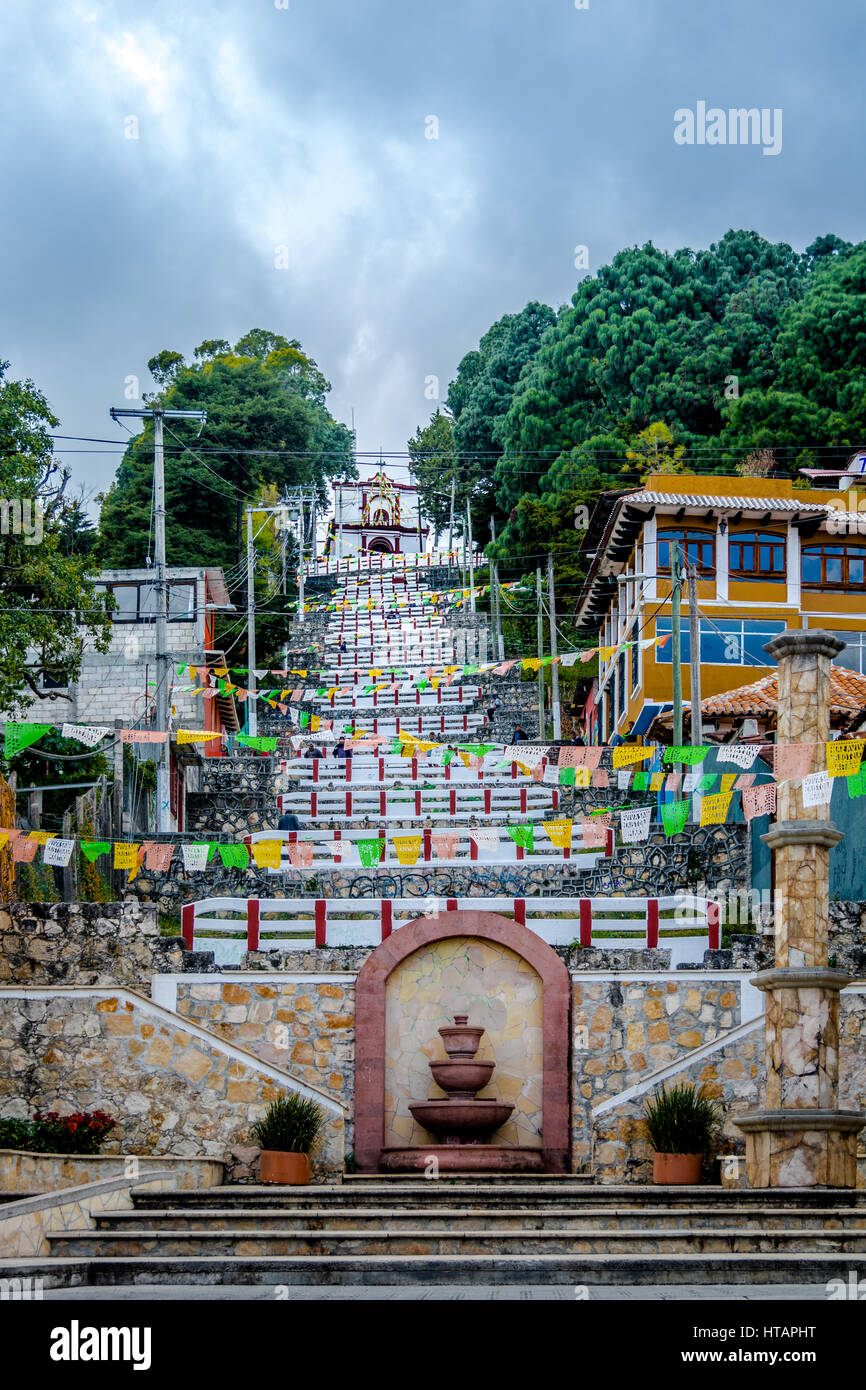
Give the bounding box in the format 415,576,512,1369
379,1014,544,1172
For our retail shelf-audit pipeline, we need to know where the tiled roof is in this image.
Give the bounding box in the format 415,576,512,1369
625,491,830,513
702,664,866,717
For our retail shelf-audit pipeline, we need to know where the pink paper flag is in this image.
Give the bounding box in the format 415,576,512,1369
742,783,776,821
733,773,757,791
287,841,314,869
431,831,459,860
665,772,682,792
581,817,609,848
773,743,815,782
592,768,609,788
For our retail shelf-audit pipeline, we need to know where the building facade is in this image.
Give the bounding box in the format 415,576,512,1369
573,472,866,743
329,470,429,557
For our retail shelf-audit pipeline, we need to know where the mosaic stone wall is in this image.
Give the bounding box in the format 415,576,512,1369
383,937,544,1150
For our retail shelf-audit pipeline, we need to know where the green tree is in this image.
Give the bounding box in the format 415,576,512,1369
98,330,356,574
0,362,112,715
407,408,457,537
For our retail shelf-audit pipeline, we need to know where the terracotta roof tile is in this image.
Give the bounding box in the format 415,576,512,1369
702,664,866,717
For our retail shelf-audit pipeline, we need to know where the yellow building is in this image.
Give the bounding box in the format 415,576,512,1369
573,472,866,743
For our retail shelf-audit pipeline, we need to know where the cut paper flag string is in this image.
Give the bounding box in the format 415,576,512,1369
802,770,832,809
252,840,282,869
742,784,776,821
619,806,652,843
663,746,708,766
43,838,75,867
392,834,423,866
357,837,385,867
506,824,534,853
827,739,865,778
80,841,110,863
287,842,314,869
61,724,109,748
431,832,459,860
699,791,735,826
542,819,573,850
661,801,690,837
5,723,52,758
716,744,760,769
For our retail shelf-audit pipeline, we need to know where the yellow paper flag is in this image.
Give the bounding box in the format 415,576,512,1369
113,842,139,870
392,834,422,865
574,768,591,788
612,745,654,768
826,739,865,778
699,791,734,826
542,819,573,850
649,771,664,790
177,729,222,744
720,773,738,793
252,840,282,869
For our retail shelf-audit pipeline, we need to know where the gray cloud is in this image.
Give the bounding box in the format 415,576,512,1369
1,0,863,497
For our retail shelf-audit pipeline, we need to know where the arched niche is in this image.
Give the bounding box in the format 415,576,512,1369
355,911,571,1172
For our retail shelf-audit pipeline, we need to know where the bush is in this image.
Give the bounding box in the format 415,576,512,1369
642,1083,720,1156
251,1094,325,1154
0,1110,117,1155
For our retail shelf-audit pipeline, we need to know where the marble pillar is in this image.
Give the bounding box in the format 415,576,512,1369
734,630,865,1187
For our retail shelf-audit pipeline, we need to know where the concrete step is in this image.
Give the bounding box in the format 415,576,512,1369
6,1251,866,1288
130,1183,866,1212
94,1205,866,1234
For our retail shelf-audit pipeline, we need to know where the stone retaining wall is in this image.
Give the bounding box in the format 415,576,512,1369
0,900,187,992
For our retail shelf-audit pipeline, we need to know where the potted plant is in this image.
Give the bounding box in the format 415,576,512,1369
250,1093,325,1185
642,1082,720,1185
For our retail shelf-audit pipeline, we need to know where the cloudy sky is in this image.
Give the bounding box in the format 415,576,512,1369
2,0,864,498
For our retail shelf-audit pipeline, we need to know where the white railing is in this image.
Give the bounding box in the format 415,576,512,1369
182,894,719,963
242,827,610,871
279,755,560,784
278,782,562,825
303,549,481,579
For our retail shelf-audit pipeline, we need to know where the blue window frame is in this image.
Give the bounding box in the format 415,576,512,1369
655,618,786,664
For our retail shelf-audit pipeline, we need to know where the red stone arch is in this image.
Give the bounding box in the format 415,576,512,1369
354,911,571,1172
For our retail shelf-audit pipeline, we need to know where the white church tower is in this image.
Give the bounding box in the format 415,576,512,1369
330,470,429,558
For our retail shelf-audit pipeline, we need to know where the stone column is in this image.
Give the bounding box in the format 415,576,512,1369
734,630,865,1186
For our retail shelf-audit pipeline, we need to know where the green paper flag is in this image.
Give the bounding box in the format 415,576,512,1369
218,844,250,868
5,723,52,759
317,688,327,698
507,824,534,852
344,724,353,734
847,767,866,800
236,735,278,752
357,836,385,867
299,712,310,728
80,841,111,862
559,767,576,786
697,773,718,791
633,771,649,791
460,744,496,758
442,750,454,766
661,800,690,836
416,679,428,692
663,746,708,766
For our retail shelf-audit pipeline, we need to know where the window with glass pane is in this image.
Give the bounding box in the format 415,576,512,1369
631,635,639,691
110,585,138,621
657,528,714,575
168,582,195,619
832,631,866,674
656,618,784,664
138,584,158,618
729,531,785,580
617,650,626,721
801,543,866,589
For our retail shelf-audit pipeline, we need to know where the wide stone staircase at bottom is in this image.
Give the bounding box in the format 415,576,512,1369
35,1179,866,1287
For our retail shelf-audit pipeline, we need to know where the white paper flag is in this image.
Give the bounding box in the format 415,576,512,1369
683,770,702,793
470,827,500,853
716,744,759,768
619,806,652,843
43,837,74,866
327,840,356,863
617,769,632,790
61,723,109,748
802,770,832,808
181,843,210,871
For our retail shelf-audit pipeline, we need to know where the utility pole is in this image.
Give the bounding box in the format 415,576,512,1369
536,566,545,739
466,498,476,613
489,516,504,661
547,553,561,740
110,404,206,832
671,541,683,753
246,507,258,737
337,482,344,563
686,560,703,746
448,475,455,562
297,493,305,623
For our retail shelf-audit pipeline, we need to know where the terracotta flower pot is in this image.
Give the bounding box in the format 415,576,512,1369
652,1152,703,1185
259,1150,311,1185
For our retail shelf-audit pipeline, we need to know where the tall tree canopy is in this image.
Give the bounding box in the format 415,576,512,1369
97,330,355,572
0,362,112,716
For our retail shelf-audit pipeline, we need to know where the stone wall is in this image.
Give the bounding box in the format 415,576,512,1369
0,990,345,1176
588,990,866,1183
0,900,189,992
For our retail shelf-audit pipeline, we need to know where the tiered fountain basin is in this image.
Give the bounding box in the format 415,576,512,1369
380,1014,544,1173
